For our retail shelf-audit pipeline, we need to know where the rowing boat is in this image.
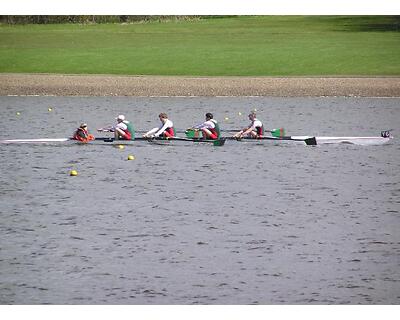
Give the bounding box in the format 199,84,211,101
0,132,392,146
0,136,316,146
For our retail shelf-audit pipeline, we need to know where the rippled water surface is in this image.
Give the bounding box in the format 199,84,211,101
0,96,399,304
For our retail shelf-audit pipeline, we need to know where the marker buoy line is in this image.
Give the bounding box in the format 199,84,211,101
69,170,78,176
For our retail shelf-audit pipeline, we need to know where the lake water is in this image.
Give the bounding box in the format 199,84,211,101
0,96,399,304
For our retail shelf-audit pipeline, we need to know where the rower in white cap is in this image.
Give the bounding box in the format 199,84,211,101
98,114,135,140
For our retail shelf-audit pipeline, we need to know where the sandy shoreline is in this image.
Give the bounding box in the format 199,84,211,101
1,73,400,97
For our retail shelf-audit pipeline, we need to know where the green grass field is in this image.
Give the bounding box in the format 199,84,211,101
0,16,399,76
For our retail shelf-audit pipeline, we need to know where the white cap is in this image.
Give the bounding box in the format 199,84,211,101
116,115,125,121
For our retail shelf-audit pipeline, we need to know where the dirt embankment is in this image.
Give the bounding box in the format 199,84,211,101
1,74,399,97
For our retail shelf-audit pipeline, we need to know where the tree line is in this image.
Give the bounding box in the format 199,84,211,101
0,15,221,24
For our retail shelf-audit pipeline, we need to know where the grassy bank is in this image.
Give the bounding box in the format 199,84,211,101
0,16,399,76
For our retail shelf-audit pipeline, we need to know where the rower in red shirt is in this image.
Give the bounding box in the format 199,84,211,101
73,123,95,143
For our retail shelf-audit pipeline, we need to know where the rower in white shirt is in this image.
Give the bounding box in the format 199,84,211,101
233,112,264,139
143,113,175,138
190,113,220,140
98,114,135,140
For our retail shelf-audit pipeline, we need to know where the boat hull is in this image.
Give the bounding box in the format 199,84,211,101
0,138,70,144
0,135,392,146
292,136,393,146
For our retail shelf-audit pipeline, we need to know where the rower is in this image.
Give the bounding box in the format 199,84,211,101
98,115,135,140
143,113,175,138
73,123,95,143
190,113,220,140
233,112,264,139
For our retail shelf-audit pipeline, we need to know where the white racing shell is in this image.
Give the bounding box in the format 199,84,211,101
291,136,393,146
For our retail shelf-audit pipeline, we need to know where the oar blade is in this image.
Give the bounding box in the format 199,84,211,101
213,139,226,146
304,137,317,146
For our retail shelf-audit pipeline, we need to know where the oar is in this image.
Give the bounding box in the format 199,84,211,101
135,128,285,137
97,126,114,132
95,136,226,146
219,128,285,137
226,136,317,146
265,136,316,146
140,136,226,147
97,135,313,146
298,137,316,146
163,136,226,146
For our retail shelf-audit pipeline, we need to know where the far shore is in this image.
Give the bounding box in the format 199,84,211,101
1,73,400,97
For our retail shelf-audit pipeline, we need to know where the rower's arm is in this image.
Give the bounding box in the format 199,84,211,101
143,128,158,137
193,123,204,129
98,126,114,132
154,122,170,137
194,121,214,130
233,129,245,137
242,127,253,135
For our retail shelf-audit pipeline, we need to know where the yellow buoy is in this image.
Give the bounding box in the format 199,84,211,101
16,112,21,116
69,170,78,176
238,112,242,116
127,155,135,160
118,145,125,150
48,107,53,112
224,117,229,121
254,108,257,112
